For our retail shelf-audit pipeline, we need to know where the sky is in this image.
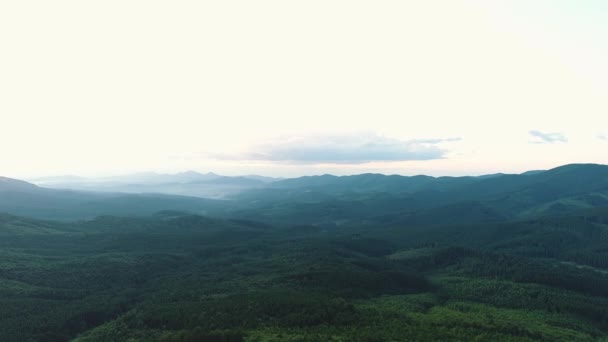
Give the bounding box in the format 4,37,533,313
1,0,607,178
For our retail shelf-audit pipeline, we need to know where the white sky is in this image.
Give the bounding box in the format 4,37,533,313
1,1,607,178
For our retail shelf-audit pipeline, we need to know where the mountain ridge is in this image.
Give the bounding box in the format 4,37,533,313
4,163,608,222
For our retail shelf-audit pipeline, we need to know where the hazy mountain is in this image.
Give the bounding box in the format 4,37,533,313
0,177,226,220
243,175,283,183
30,171,278,199
114,171,222,184
28,175,86,184
0,176,40,192
8,163,608,222
196,176,265,186
32,171,221,185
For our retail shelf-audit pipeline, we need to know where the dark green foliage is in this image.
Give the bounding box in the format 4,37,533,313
137,291,359,331
2,210,608,341
158,329,245,342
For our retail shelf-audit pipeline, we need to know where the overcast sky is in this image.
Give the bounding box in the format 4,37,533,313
2,1,607,178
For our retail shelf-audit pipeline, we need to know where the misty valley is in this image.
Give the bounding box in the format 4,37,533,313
1,164,608,341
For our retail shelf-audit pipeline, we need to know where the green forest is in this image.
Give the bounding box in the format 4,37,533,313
3,164,608,341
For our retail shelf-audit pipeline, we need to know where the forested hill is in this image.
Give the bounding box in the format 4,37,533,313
229,164,608,225
268,163,608,196
2,207,608,341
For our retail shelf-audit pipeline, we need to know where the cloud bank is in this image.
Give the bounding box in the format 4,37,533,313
214,133,460,164
529,130,568,144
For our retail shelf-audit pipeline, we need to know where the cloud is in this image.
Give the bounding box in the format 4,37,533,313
212,132,461,164
529,130,568,144
598,133,608,141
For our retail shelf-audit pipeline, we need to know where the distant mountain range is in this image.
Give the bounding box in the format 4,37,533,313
228,163,608,226
0,176,225,220
28,168,550,199
29,171,283,199
4,164,608,223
